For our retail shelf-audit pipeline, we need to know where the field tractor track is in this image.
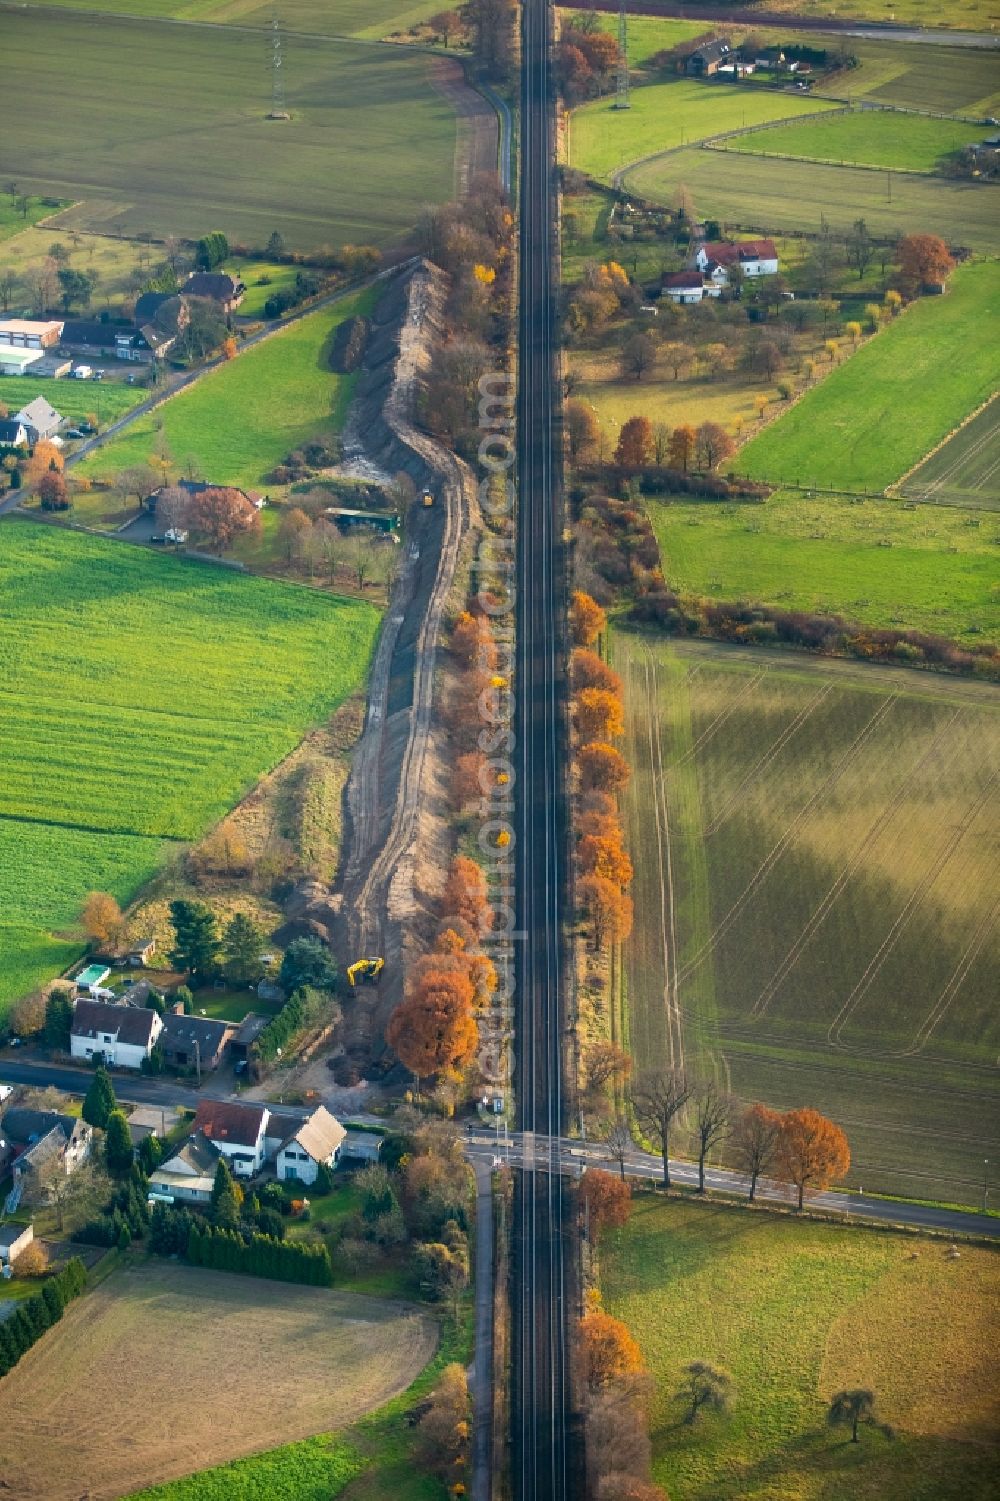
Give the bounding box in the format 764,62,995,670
826,767,999,1050
675,692,900,988
670,666,768,769
637,645,686,1073
751,707,962,1019
704,683,836,839
707,1042,1000,1109
895,891,1000,1058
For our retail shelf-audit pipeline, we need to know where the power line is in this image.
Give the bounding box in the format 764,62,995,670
269,7,289,120
615,0,630,110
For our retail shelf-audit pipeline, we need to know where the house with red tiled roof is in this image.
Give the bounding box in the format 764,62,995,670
661,270,722,305
696,239,779,282
192,1099,270,1177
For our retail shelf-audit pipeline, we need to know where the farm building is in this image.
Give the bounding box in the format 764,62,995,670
0,1223,34,1268
149,1131,221,1206
70,1000,163,1069
14,397,62,443
159,1011,235,1073
0,348,44,376
192,1099,270,1177
0,419,29,448
686,39,732,76
695,239,779,279
661,270,720,305
325,506,399,535
276,1106,346,1185
183,272,246,313
60,319,159,362
0,319,63,351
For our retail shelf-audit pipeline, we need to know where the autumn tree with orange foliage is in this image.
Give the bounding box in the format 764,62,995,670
575,687,625,743
578,832,633,888
578,742,631,795
578,874,633,949
667,424,696,472
571,590,607,647
82,891,126,951
451,750,487,807
614,415,654,472
585,1041,633,1095
579,1167,632,1239
896,233,954,294
580,1309,645,1392
578,806,620,841
187,487,261,554
776,1107,850,1210
442,855,491,932
385,967,477,1084
571,649,623,698
451,610,498,671
730,1102,781,1203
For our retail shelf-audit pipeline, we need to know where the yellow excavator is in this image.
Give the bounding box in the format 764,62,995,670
347,957,384,987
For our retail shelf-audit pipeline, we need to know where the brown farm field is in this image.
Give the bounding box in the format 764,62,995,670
615,631,1000,1205
0,1261,437,1501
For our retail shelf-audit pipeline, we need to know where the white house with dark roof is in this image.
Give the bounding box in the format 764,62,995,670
192,1099,270,1178
14,396,62,443
70,1000,163,1069
149,1132,221,1205
276,1106,346,1186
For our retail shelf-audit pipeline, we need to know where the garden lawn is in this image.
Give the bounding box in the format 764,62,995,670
0,376,143,426
0,196,65,244
737,261,1000,491
79,288,374,490
602,1195,1000,1501
568,79,838,180
647,491,1000,642
732,111,985,172
0,520,380,1013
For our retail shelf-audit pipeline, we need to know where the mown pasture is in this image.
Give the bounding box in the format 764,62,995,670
0,1261,435,1501
559,10,710,67
0,374,144,427
646,492,1000,643
616,632,1000,1202
0,521,380,1009
13,0,446,36
568,79,837,180
731,111,985,172
79,288,374,490
602,1195,1000,1501
1,11,457,248
625,148,1000,250
900,398,1000,510
737,262,1000,491
824,37,1000,117
0,195,65,244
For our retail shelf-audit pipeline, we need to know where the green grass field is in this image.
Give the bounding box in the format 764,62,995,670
647,492,1000,643
625,147,1000,250
1,11,456,249
602,1195,1000,1501
0,375,144,427
128,1436,365,1501
568,79,837,180
900,398,1000,509
737,263,1000,491
731,111,985,172
0,520,380,1010
825,38,1000,117
616,632,1000,1203
0,196,67,244
558,10,709,66
79,288,373,489
5,0,445,38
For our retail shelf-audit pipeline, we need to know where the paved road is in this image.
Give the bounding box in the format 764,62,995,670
513,2,575,1498
467,1129,999,1240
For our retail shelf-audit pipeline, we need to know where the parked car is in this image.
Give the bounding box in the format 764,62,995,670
65,428,84,439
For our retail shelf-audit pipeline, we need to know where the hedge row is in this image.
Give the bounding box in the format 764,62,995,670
254,985,327,1063
0,1257,88,1380
187,1223,332,1285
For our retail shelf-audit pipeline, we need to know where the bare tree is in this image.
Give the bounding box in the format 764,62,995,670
0,266,17,313
155,485,191,534
730,1103,780,1202
620,332,657,382
692,1081,733,1193
631,1067,691,1188
604,1118,634,1182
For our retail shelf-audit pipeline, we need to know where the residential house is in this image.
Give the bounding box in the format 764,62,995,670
0,319,63,350
695,239,779,282
183,272,246,313
230,1011,269,1066
686,39,731,77
0,419,29,449
14,396,62,443
276,1107,346,1185
2,1108,93,1200
160,1011,235,1073
192,1100,270,1178
0,1223,34,1268
142,479,262,514
661,271,720,306
127,1104,182,1145
70,999,163,1069
60,319,157,363
149,1131,221,1206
